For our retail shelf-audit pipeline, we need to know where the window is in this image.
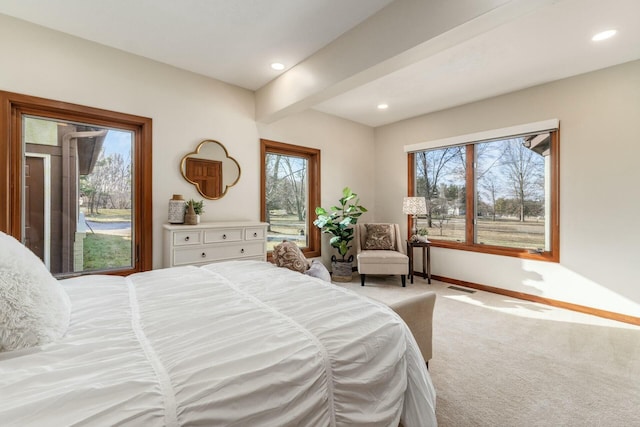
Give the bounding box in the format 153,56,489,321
260,139,320,258
414,146,467,243
408,124,559,262
1,91,152,277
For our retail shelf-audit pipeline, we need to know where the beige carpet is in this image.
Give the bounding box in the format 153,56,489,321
337,274,640,427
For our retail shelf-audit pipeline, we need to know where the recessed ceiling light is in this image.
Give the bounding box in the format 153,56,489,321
377,103,389,110
592,30,617,41
271,62,285,70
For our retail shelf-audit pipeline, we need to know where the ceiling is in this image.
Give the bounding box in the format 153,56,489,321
1,0,639,127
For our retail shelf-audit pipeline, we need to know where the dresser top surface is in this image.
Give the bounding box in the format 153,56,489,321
163,221,269,231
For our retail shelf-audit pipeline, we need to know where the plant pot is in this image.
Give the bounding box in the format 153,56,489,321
331,255,354,282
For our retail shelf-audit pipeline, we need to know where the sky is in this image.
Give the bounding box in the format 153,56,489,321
102,129,132,160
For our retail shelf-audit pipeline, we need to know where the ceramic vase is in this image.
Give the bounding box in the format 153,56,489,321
168,194,186,224
184,202,198,225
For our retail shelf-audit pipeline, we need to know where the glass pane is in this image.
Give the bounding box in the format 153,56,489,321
475,134,549,250
265,153,308,251
23,116,134,277
414,146,466,242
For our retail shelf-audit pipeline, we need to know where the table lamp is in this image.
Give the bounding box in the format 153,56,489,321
402,196,427,237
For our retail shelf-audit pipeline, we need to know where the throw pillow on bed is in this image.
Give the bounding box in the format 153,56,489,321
272,240,309,273
304,259,332,282
0,231,71,352
363,224,395,250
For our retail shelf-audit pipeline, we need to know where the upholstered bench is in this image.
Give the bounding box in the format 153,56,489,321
344,285,436,365
387,293,436,365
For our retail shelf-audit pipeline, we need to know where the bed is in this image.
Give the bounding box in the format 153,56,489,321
0,232,436,426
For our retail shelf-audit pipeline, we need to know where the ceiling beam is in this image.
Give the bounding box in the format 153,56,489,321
255,0,559,124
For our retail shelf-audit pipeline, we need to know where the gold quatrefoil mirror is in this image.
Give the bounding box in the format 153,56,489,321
180,139,241,200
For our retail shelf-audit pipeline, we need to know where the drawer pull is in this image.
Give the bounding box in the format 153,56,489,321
253,232,258,238
184,236,190,241
222,234,227,240
240,248,245,254
201,252,206,258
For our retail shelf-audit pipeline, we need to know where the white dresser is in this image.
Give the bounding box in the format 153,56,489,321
163,221,268,268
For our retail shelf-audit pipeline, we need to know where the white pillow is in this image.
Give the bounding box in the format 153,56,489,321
0,231,71,352
304,259,332,282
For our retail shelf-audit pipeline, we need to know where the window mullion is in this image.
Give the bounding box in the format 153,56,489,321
407,152,416,240
465,145,475,244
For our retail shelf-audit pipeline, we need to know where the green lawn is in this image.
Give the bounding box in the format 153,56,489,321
418,216,545,249
83,233,132,270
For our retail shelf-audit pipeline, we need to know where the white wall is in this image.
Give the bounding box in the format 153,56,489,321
0,14,375,269
374,60,640,318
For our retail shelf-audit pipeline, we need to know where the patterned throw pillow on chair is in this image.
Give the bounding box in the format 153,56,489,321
364,224,395,250
272,240,310,273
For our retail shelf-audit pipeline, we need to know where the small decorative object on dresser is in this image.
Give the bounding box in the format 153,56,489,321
163,221,268,267
168,194,186,224
184,202,198,225
185,198,205,224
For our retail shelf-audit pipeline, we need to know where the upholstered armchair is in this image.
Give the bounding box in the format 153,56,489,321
355,223,409,287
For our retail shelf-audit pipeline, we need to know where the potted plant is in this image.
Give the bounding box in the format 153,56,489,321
313,187,367,281
412,227,429,243
185,199,205,224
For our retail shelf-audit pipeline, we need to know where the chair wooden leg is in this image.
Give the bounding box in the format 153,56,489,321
401,275,406,287
360,274,365,286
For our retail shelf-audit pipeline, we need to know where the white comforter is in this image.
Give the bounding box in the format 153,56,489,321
0,260,436,426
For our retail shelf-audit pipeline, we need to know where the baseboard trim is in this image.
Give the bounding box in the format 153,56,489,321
431,274,640,327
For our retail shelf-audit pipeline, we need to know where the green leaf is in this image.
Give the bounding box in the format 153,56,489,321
337,241,349,257
339,217,353,227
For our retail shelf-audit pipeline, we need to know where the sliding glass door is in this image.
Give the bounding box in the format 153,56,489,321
23,116,135,275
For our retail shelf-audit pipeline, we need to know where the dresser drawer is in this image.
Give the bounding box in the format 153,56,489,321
203,228,242,243
173,230,201,246
173,241,265,265
245,227,265,240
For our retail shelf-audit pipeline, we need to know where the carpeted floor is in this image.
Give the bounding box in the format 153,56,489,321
337,274,640,427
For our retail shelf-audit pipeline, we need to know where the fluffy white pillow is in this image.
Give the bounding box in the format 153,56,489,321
0,231,71,352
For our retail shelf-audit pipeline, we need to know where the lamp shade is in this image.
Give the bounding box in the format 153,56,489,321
402,197,427,215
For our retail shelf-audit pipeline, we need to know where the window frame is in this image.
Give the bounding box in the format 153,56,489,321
407,130,559,262
0,91,153,276
260,139,321,259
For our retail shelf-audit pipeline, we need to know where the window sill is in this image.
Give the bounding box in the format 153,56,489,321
429,240,558,262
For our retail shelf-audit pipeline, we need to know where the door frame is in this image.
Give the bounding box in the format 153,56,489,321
25,152,51,269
